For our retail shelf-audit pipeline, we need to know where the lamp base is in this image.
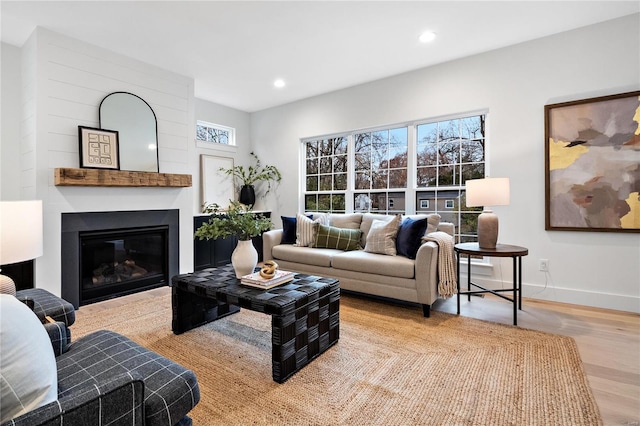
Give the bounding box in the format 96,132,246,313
477,209,499,249
0,273,17,296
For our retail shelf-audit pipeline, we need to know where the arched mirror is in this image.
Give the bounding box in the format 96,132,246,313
99,92,159,172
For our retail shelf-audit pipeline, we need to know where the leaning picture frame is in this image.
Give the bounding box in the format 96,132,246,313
544,91,640,232
78,126,120,170
201,155,235,210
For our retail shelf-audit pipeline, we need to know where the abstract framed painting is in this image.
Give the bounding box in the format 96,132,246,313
544,91,640,232
78,126,120,170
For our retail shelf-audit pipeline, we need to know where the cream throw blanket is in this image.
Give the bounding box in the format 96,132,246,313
423,231,457,299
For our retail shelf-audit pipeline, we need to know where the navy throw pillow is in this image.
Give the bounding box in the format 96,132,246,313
281,215,312,244
396,217,428,259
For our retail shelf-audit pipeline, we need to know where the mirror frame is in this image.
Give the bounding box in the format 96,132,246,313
99,92,159,173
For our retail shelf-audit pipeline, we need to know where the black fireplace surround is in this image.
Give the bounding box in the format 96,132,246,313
62,210,179,308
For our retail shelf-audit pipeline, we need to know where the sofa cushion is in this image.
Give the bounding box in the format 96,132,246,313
281,215,312,244
331,250,416,279
426,213,441,233
0,294,58,424
364,215,401,255
396,217,428,259
313,224,362,251
273,245,340,267
328,213,362,230
294,213,328,247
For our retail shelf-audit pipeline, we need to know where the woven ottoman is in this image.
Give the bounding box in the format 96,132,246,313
171,265,340,383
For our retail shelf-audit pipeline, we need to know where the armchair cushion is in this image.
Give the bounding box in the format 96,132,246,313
0,295,57,424
56,330,199,426
4,372,145,426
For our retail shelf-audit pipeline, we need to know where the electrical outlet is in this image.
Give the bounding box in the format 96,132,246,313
539,259,549,272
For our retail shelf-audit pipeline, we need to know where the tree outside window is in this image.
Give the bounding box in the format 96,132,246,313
303,114,486,242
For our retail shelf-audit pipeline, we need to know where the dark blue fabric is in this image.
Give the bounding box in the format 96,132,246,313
396,217,428,259
281,215,312,244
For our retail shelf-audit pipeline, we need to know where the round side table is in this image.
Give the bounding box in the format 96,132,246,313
454,242,528,325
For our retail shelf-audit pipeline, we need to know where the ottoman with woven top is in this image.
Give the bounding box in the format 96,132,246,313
171,265,340,383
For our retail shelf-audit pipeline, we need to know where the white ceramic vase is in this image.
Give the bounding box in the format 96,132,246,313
231,239,258,278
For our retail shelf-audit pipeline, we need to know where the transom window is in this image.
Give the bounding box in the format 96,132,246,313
196,120,235,146
302,113,486,242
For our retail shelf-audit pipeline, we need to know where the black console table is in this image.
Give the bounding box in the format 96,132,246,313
193,211,271,270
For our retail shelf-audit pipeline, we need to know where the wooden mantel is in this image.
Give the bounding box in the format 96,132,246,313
54,168,192,187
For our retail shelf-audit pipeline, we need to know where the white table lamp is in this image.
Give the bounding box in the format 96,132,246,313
465,178,510,249
0,200,44,294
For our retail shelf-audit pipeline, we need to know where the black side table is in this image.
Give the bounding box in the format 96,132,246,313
454,242,528,326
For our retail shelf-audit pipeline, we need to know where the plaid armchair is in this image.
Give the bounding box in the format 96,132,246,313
2,327,200,426
15,288,76,326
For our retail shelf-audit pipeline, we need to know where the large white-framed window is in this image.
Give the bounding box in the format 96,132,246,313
414,115,485,243
304,137,348,212
196,120,236,148
301,112,486,243
353,126,408,215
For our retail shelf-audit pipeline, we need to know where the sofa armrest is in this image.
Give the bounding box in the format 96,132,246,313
2,373,145,426
414,241,440,306
262,229,283,262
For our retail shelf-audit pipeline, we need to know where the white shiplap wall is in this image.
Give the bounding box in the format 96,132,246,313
24,28,195,296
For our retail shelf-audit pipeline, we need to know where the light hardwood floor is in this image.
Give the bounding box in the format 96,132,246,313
77,287,639,425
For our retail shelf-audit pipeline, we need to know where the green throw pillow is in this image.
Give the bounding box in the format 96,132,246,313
313,224,362,251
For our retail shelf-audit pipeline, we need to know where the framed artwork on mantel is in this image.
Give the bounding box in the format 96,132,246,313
78,126,120,170
544,90,640,232
201,155,235,211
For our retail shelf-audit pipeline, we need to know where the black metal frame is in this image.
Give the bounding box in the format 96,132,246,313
454,243,527,326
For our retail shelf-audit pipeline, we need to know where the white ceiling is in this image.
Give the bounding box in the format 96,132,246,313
2,1,638,112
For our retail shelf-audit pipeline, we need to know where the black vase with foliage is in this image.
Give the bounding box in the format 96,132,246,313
239,185,256,206
219,152,281,207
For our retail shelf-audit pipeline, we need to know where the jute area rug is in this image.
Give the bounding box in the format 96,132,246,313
73,293,601,425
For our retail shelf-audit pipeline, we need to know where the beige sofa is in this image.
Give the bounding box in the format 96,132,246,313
263,213,454,317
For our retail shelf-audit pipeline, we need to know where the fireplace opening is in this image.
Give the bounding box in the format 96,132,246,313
62,209,179,309
80,226,168,305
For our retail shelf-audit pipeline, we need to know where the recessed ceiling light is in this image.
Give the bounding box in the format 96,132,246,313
419,31,436,43
274,79,286,88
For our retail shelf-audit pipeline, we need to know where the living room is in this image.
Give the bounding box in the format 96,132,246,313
1,2,638,425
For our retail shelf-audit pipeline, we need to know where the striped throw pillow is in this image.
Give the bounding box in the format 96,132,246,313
313,224,362,251
294,213,328,247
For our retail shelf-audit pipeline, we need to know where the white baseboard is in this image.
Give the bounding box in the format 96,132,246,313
458,274,639,314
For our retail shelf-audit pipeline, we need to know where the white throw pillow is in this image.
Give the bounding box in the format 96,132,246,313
294,213,328,247
364,215,401,256
0,294,58,423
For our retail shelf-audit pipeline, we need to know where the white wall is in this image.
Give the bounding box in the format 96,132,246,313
193,98,252,212
9,28,196,296
251,14,640,313
0,43,21,200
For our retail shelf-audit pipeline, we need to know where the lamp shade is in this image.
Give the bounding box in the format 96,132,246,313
0,200,43,265
466,178,510,207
